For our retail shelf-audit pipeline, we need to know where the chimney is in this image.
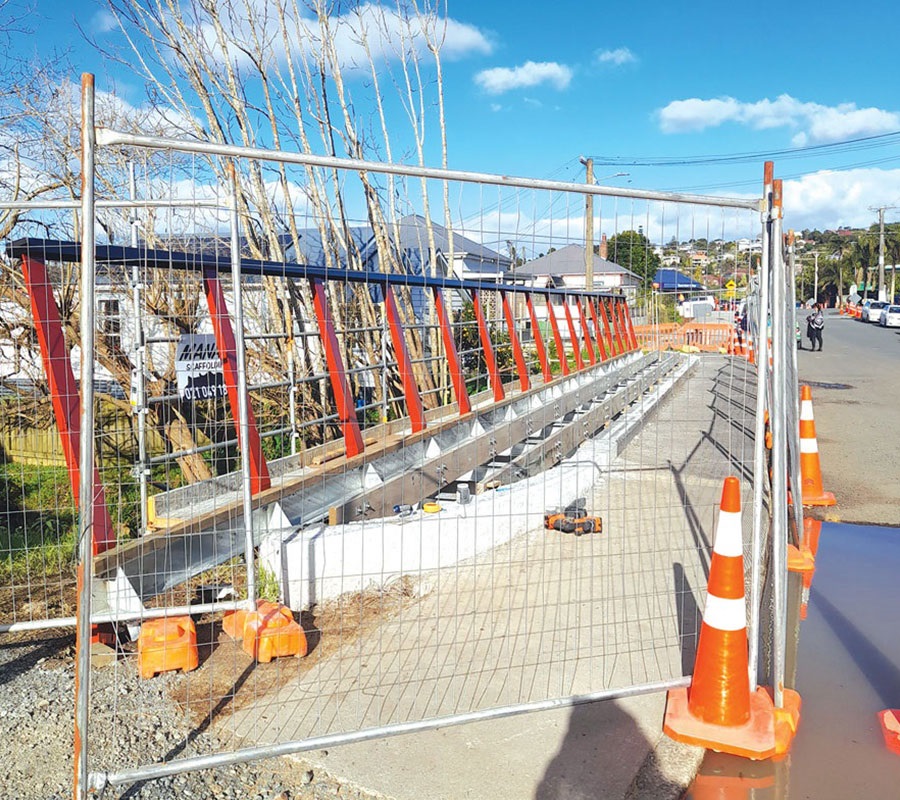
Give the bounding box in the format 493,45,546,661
599,234,608,260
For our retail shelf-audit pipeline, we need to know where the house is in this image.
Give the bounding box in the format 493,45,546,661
503,241,640,339
653,269,705,293
287,214,511,282
507,242,641,294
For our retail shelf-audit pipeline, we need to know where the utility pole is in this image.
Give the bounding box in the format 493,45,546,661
868,204,897,302
813,251,818,305
581,157,594,290
878,207,886,302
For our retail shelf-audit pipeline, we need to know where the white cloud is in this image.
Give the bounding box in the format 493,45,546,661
474,61,573,95
784,168,900,230
490,103,503,113
658,94,900,145
92,10,118,33
191,3,491,72
594,47,636,66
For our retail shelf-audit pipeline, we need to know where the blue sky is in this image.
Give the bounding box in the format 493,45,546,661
22,0,900,234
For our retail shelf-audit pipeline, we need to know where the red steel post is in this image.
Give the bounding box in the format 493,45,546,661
203,268,272,492
471,288,505,402
598,297,617,357
501,290,530,392
308,277,365,458
525,295,553,383
432,287,471,415
622,299,638,350
575,297,597,365
611,298,627,355
384,286,426,432
21,256,115,553
587,298,609,362
563,298,585,371
545,293,569,376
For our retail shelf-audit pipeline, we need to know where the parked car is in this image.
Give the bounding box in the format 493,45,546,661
862,300,888,322
879,305,900,328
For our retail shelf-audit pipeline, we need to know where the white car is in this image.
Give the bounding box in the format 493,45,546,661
862,300,888,322
879,305,900,327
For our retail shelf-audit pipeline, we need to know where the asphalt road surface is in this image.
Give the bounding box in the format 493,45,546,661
796,309,900,525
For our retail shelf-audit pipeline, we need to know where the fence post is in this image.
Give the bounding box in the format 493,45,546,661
228,163,259,608
748,162,773,692
769,178,789,708
74,71,96,800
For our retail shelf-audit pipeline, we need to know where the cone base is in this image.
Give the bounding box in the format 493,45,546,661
801,490,835,507
664,686,799,760
878,709,900,755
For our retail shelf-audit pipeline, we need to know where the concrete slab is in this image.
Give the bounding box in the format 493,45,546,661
213,354,757,800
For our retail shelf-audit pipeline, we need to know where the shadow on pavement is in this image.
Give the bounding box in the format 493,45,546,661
534,699,684,800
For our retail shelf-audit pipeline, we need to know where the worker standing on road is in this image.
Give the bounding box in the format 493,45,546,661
806,303,825,351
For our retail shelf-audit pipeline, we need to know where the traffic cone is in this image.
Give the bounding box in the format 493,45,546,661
746,335,755,365
799,386,836,506
664,477,801,759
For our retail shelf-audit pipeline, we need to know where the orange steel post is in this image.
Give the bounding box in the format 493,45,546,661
562,299,585,370
432,287,471,415
622,299,638,350
309,276,365,458
471,288,505,402
587,298,609,361
500,290,530,392
203,267,272,492
384,286,426,433
525,294,553,383
575,297,597,365
597,297,617,357
611,298,627,354
545,293,569,376
21,256,116,554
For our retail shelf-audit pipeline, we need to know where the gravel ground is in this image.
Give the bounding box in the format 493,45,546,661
0,632,385,800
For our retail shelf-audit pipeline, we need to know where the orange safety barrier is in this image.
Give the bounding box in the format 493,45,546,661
635,322,738,353
137,615,199,679
681,323,735,352
664,477,801,759
633,323,681,350
224,600,308,663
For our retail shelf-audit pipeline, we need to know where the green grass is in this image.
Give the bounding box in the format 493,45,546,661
0,463,78,584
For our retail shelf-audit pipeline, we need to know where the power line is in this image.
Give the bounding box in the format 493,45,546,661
586,129,900,168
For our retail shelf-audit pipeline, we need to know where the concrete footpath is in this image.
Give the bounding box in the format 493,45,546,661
224,355,758,800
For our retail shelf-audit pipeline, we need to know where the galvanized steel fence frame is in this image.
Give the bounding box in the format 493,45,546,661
0,74,801,798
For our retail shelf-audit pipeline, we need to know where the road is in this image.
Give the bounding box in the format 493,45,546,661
796,309,900,526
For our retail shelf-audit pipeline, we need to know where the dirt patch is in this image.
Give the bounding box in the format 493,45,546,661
168,575,423,725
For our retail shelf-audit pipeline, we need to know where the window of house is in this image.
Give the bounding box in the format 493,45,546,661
98,298,122,351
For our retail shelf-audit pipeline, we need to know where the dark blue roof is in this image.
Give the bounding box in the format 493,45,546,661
653,269,705,292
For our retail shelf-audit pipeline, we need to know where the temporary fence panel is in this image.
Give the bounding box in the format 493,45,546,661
0,76,805,799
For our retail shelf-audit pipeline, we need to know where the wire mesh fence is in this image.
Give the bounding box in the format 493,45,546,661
0,79,803,798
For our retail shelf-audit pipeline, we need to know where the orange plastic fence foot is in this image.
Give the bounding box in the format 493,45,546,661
773,689,802,756
224,600,307,663
878,709,900,755
137,616,198,679
787,543,816,574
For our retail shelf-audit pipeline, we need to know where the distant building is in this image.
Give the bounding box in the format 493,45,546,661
508,240,641,294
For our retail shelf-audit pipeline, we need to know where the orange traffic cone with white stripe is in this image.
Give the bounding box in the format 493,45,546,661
664,477,801,759
799,386,835,506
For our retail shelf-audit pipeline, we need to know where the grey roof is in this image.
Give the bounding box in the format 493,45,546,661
286,215,510,272
511,244,639,280
358,214,512,269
